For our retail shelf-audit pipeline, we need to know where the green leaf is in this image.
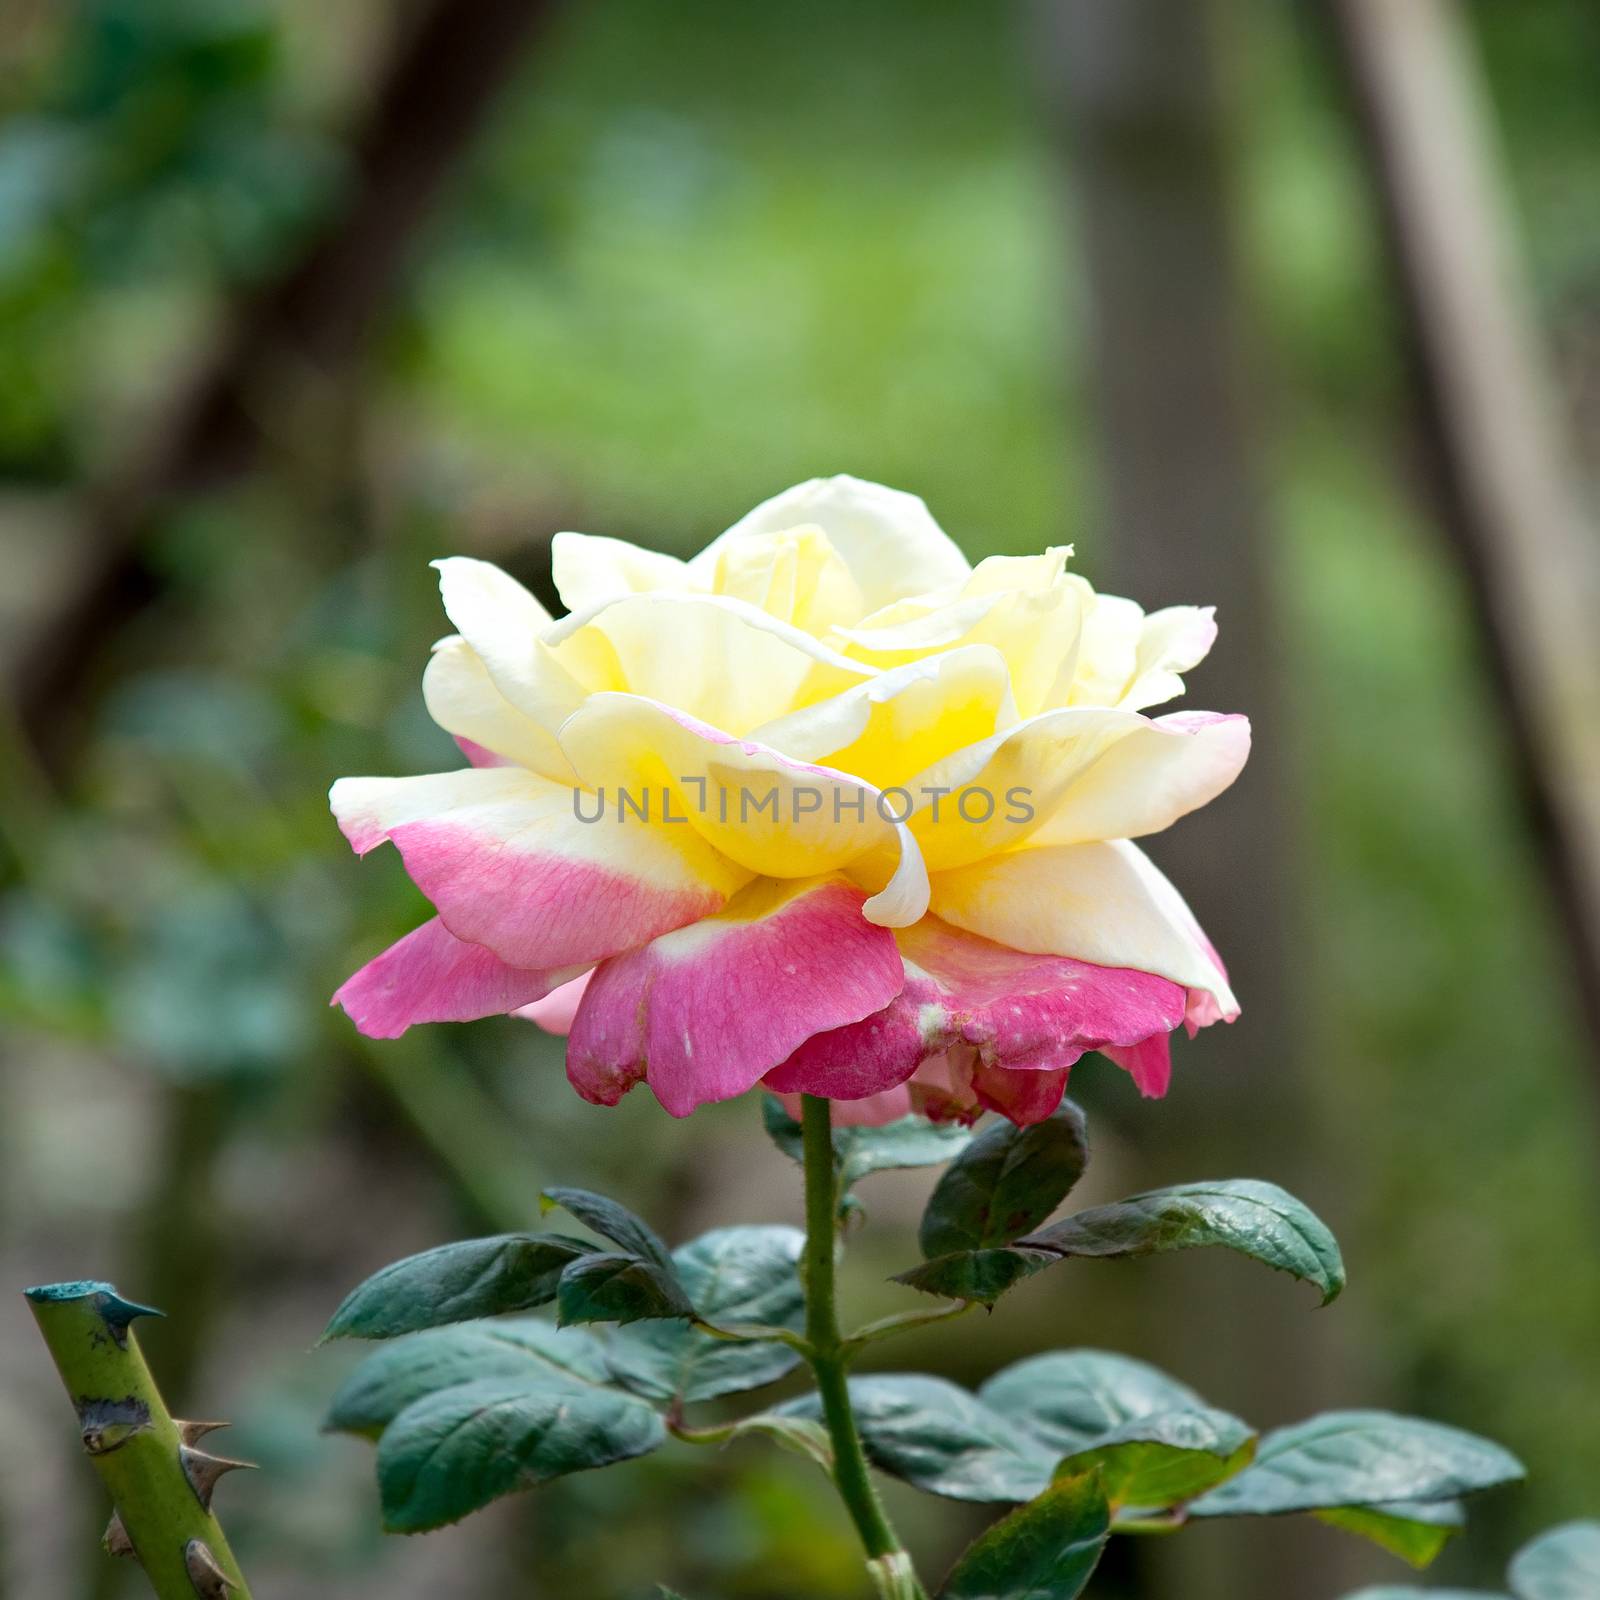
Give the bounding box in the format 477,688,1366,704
1509,1521,1600,1600
1022,1179,1346,1305
324,1317,611,1438
979,1350,1210,1459
1189,1411,1524,1520
375,1373,665,1531
540,1186,673,1269
919,1103,1089,1257
556,1252,694,1326
893,1246,1056,1306
607,1226,805,1403
782,1375,1055,1503
896,1180,1344,1308
1053,1407,1255,1510
322,1234,595,1340
761,1095,972,1191
941,1472,1111,1600
1319,1499,1465,1568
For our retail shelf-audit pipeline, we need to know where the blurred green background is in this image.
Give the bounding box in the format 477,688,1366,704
3,1,1599,1596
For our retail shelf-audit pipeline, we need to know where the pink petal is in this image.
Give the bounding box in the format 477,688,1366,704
333,917,574,1039
1101,1033,1172,1098
454,736,510,769
775,1087,914,1127
566,877,905,1118
330,768,745,971
968,1058,1073,1125
514,970,592,1036
765,917,1188,1113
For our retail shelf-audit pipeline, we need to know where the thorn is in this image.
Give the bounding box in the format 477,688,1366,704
183,1540,235,1596
180,1446,256,1511
103,1512,136,1559
93,1288,165,1347
176,1419,231,1446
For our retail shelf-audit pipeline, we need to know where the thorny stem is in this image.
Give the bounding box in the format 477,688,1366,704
26,1281,253,1599
800,1096,927,1600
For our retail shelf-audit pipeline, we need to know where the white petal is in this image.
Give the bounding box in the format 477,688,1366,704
431,557,588,735
931,839,1235,1012
422,637,578,782
549,532,692,614
691,475,970,609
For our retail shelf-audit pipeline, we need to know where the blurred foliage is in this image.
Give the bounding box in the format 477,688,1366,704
3,0,1600,1596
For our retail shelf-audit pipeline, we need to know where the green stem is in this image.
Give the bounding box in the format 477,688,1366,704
800,1096,926,1600
26,1282,253,1598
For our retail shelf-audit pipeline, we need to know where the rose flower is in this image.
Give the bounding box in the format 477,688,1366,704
332,477,1245,1124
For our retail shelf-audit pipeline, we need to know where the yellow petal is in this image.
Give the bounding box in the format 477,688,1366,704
750,645,1016,789
544,592,873,736
556,691,929,926
709,524,864,633
1024,711,1249,848
902,707,1249,871
833,548,1086,718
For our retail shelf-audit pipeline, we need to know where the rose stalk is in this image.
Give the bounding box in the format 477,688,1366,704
799,1095,924,1599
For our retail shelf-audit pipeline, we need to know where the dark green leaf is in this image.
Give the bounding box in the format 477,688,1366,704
979,1351,1209,1459
1319,1499,1465,1568
556,1252,694,1327
1189,1411,1524,1519
919,1103,1089,1257
1509,1521,1600,1600
325,1318,611,1438
1053,1407,1255,1510
761,1095,972,1191
941,1472,1110,1600
607,1225,805,1402
1021,1179,1346,1305
894,1247,1056,1306
782,1375,1054,1503
376,1374,665,1531
540,1187,673,1269
761,1095,808,1163
322,1234,594,1341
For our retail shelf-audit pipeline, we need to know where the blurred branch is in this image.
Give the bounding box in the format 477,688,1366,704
346,1032,543,1233
1327,0,1600,1073
16,0,561,770
1040,3,1348,1595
